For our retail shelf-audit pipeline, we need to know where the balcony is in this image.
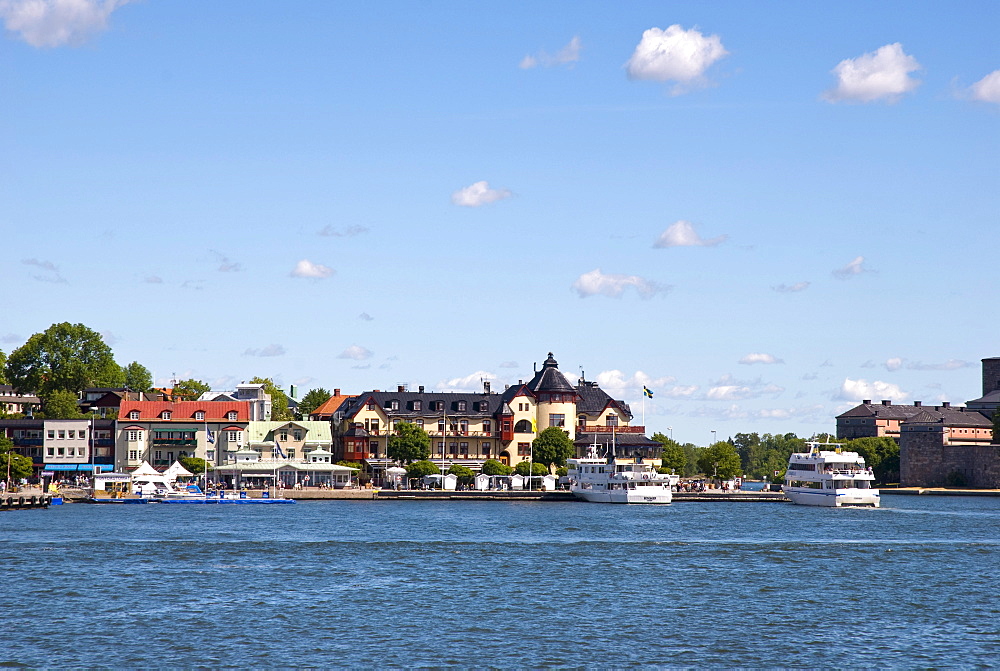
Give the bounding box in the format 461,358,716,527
579,425,646,434
151,439,198,446
13,438,43,446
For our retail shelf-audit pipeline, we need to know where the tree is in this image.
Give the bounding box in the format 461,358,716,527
0,350,6,384
297,387,331,418
406,459,441,479
652,432,687,474
697,442,742,480
531,427,575,468
5,322,123,397
514,461,548,476
123,361,153,392
845,436,899,484
179,456,207,475
172,379,211,401
481,459,512,476
448,464,475,486
0,436,33,481
387,421,431,464
248,376,294,420
40,390,84,419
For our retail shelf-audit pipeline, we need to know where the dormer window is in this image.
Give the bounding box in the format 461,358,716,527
388,400,399,411
413,400,422,411
195,411,205,420
162,411,172,420
226,411,237,421
457,401,467,412
129,410,140,420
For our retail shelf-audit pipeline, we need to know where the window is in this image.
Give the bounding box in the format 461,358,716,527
206,450,215,461
549,414,566,428
57,447,65,456
517,442,530,456
368,440,378,453
449,442,458,455
370,419,380,434
195,411,205,420
155,451,163,460
227,431,239,441
162,411,172,420
367,401,376,411
129,450,138,460
459,420,469,434
457,401,467,412
437,441,444,452
68,430,75,439
460,442,469,456
605,414,619,427
128,430,141,441
389,400,399,411
47,447,54,457
47,430,55,439
129,410,140,420
415,419,424,428
79,430,86,440
482,442,491,456
413,400,422,411
58,430,65,439
226,411,238,421
293,430,302,441
393,419,401,429
483,420,491,433
435,401,444,411
438,419,445,433
280,431,288,441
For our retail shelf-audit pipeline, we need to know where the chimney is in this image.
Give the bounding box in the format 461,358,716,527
914,401,921,407
863,399,872,405
484,381,491,394
334,388,340,396
398,385,405,393
942,401,950,408
881,400,891,406
419,385,425,393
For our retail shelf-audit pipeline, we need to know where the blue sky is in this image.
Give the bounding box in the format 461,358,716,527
2,1,998,445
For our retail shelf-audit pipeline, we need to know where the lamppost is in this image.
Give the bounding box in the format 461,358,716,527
668,426,673,441
711,430,717,446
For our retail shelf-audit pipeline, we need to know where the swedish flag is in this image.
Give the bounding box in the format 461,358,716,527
643,386,653,398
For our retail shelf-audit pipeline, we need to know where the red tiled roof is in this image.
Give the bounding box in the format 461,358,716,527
118,400,250,421
311,393,352,418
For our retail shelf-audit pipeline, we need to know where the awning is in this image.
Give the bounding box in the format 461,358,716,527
44,463,113,472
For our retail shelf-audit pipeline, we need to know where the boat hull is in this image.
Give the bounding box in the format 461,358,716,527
572,487,672,504
783,486,880,508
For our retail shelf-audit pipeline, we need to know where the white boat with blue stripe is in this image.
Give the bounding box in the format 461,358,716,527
782,442,880,507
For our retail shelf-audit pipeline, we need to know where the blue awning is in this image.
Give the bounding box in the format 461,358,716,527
44,464,113,472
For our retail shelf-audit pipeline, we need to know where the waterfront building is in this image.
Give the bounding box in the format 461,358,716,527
0,384,40,416
0,417,116,477
115,400,251,471
333,352,658,482
836,399,928,440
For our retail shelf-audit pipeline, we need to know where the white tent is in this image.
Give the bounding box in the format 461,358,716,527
164,461,194,482
131,461,160,477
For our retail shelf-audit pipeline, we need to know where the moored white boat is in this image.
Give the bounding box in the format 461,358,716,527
782,442,880,507
567,439,677,504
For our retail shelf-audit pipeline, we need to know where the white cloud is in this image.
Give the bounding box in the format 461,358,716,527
290,259,334,279
243,344,286,357
823,43,921,103
358,312,374,321
625,24,728,93
705,374,783,400
0,0,130,48
451,181,512,207
100,330,118,346
22,257,57,271
318,224,368,237
439,370,497,393
884,357,903,372
594,370,678,399
652,220,727,248
213,251,242,273
907,359,973,371
338,345,372,361
838,377,908,402
519,35,581,69
832,255,869,279
772,281,810,293
969,69,1000,104
739,353,784,365
572,268,667,299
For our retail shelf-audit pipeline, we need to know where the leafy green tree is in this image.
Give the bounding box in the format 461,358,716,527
248,376,294,420
844,436,899,484
652,432,687,474
555,466,568,477
448,464,475,486
40,389,84,419
5,322,123,396
123,361,153,392
387,421,431,464
531,427,575,468
406,459,442,479
481,458,512,476
179,456,207,475
336,460,363,470
697,442,742,480
0,436,33,481
681,443,702,477
297,387,331,418
0,350,6,384
514,461,548,476
172,379,211,401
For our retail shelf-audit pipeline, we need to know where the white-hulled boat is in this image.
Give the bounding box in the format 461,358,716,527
782,442,880,507
567,440,677,504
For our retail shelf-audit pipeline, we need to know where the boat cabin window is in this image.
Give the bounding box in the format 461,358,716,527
788,462,815,471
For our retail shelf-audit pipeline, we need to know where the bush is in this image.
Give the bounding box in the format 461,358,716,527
481,459,512,476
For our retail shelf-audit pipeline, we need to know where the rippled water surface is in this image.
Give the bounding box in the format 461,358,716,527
2,496,999,668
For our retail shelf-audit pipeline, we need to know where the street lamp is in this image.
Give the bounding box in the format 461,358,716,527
667,426,673,441
711,430,717,446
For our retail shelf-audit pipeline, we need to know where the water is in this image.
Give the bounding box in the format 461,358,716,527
2,496,999,668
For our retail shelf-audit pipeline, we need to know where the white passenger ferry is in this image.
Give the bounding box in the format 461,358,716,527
567,442,677,504
782,442,880,507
